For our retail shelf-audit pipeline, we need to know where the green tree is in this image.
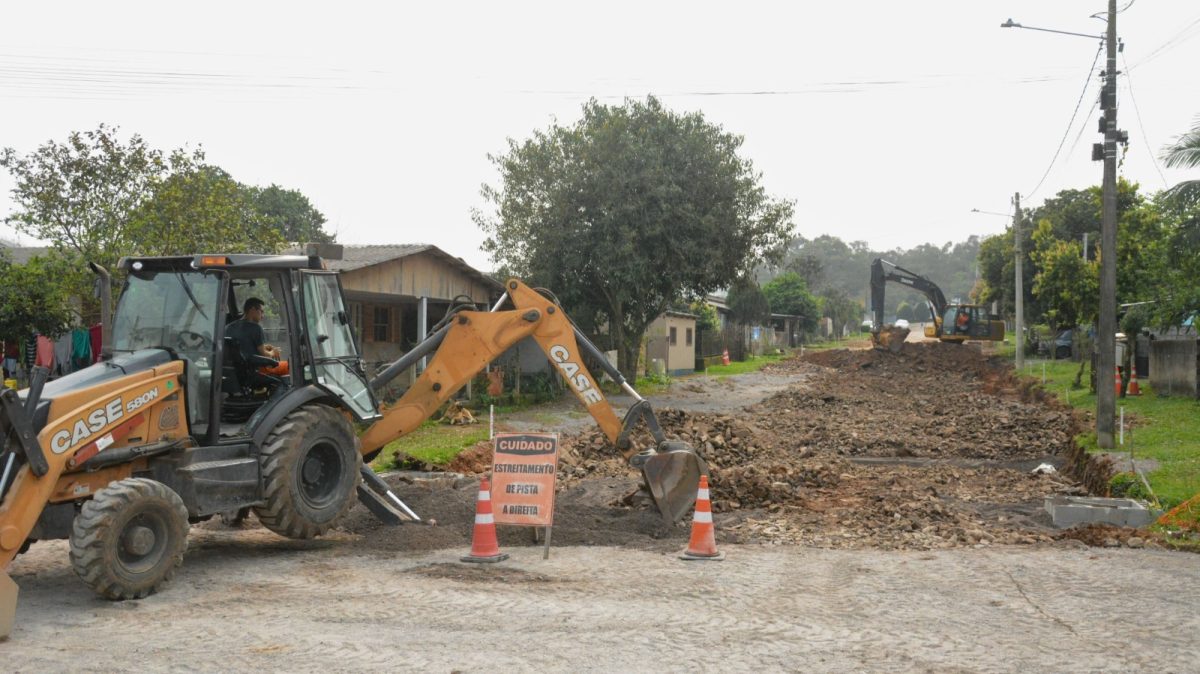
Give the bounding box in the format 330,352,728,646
475,96,794,379
0,124,202,274
819,287,863,337
895,301,912,322
689,301,721,333
1030,220,1099,331
1161,114,1200,204
727,277,772,327
0,250,77,341
249,184,335,243
128,166,284,256
763,272,819,333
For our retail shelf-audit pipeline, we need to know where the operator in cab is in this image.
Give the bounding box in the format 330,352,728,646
226,298,288,376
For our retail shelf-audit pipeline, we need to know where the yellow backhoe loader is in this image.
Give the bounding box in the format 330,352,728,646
0,246,704,638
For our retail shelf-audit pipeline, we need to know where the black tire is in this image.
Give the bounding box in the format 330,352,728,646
253,404,361,539
1055,345,1071,360
69,478,189,600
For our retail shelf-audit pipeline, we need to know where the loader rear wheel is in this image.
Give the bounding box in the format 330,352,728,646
69,478,189,600
253,404,361,539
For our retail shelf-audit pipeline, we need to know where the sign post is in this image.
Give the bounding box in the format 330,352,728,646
491,432,559,559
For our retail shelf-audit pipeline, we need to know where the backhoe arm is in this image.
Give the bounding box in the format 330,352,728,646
359,279,704,523
362,279,639,456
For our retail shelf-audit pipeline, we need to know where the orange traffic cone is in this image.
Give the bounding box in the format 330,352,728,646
721,348,731,366
462,478,509,563
1114,365,1123,396
1128,368,1142,396
680,475,724,561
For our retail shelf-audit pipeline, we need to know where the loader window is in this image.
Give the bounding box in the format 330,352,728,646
113,270,221,428
301,272,378,420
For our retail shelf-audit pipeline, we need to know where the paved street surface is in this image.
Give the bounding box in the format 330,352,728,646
6,534,1197,672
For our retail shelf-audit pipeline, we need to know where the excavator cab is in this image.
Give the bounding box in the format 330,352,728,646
937,305,1005,342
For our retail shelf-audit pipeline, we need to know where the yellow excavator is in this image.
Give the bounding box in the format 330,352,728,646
0,246,704,638
869,258,1005,351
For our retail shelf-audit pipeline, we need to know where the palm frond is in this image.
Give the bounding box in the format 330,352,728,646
1161,116,1200,169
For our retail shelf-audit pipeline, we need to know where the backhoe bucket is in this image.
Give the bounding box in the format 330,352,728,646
640,442,708,524
0,571,16,639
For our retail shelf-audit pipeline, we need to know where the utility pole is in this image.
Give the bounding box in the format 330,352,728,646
1096,0,1119,449
1013,192,1024,371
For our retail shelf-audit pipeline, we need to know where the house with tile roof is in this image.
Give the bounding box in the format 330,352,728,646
286,244,504,372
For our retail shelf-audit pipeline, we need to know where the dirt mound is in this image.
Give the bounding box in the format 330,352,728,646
335,341,1100,552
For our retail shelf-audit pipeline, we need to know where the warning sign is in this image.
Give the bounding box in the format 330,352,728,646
491,433,558,527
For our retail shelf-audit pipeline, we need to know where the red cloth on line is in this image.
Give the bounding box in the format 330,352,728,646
35,335,54,368
90,324,103,363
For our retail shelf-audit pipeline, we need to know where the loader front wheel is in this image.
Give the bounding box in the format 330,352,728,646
253,404,361,539
69,478,190,600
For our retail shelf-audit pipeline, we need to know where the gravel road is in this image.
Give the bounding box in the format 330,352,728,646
6,532,1196,672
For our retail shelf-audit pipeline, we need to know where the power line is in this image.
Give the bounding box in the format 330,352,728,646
1024,44,1105,200
1129,12,1200,69
1120,52,1168,188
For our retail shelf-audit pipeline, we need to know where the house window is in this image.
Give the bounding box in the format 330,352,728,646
686,327,693,347
669,326,677,346
373,306,392,342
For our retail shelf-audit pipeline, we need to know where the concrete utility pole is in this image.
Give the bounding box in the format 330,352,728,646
1013,192,1024,371
1096,0,1119,449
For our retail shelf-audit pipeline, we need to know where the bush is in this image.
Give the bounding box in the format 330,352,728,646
1109,472,1154,501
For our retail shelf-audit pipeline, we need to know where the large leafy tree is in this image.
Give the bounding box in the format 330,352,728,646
819,287,863,337
0,124,201,273
128,166,284,256
762,272,819,332
0,250,77,341
2,125,316,307
475,96,794,379
727,277,772,327
1030,220,1099,331
1157,115,1200,323
249,184,335,243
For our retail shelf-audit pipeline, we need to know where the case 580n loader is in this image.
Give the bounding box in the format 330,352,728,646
0,246,704,638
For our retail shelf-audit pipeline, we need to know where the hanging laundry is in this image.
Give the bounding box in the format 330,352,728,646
35,335,55,369
24,334,37,370
89,324,103,363
55,333,73,375
72,328,92,371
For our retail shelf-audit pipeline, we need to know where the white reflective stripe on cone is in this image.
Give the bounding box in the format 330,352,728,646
692,510,713,524
478,491,490,501
476,513,494,524
697,488,710,500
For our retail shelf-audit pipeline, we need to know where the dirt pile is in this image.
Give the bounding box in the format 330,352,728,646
343,342,1114,552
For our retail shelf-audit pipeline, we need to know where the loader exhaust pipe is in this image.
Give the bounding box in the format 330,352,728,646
88,262,113,361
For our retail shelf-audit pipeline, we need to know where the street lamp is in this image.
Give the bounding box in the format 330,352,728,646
1001,2,1122,449
1000,18,1102,41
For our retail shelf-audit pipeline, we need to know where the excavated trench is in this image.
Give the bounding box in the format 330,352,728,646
339,342,1126,554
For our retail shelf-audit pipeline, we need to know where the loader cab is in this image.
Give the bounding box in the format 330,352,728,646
113,254,378,445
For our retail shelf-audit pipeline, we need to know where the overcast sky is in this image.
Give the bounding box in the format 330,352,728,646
2,1,1198,270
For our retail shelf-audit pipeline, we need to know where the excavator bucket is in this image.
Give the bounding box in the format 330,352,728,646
0,571,15,639
871,326,910,353
640,442,708,524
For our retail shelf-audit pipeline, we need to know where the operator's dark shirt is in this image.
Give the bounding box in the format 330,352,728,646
225,319,265,361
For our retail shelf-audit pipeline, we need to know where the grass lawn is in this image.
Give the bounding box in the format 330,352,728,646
1013,356,1200,509
369,420,490,471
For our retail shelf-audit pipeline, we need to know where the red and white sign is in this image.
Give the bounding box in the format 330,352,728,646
491,433,559,527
